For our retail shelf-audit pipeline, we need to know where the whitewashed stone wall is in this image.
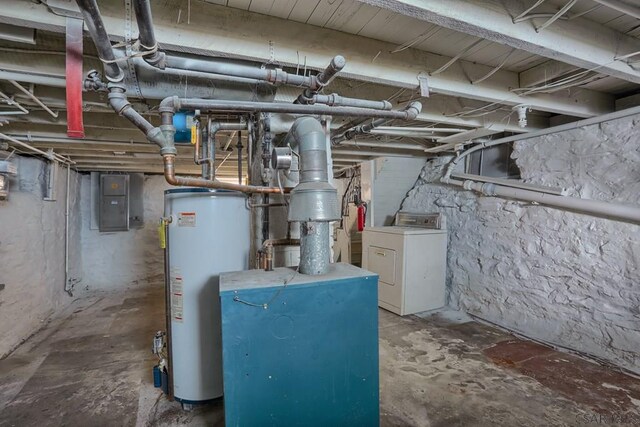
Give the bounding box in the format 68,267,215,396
0,157,82,357
401,114,640,374
80,174,171,290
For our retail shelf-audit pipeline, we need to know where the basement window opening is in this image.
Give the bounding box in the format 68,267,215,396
467,142,521,179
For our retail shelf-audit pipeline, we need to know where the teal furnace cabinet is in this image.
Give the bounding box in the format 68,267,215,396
219,263,379,427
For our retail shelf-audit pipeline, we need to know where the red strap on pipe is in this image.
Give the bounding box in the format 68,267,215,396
65,17,85,138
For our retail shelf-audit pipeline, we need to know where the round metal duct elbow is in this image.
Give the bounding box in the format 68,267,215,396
286,117,340,223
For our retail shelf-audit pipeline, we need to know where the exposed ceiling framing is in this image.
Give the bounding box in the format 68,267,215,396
0,0,637,177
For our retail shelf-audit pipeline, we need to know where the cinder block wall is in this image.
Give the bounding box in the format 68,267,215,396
401,114,640,374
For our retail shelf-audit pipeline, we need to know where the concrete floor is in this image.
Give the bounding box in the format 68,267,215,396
1,279,639,426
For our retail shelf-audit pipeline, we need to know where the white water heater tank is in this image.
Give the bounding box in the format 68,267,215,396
164,188,250,403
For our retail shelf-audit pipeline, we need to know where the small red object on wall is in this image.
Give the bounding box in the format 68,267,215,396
357,204,366,232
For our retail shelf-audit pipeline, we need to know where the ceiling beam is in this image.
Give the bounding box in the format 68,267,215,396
357,0,640,84
0,0,614,118
519,61,580,88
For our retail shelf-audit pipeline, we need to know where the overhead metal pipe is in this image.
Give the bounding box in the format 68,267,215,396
315,55,346,88
75,0,168,150
297,93,392,110
375,127,466,133
237,131,243,185
592,0,640,20
444,104,640,180
284,117,339,275
165,55,345,90
332,118,389,144
9,80,58,118
75,0,123,82
439,105,640,224
160,98,421,121
0,71,66,88
293,55,346,104
338,141,426,151
444,177,640,225
132,0,165,67
0,132,74,164
199,120,247,180
163,154,281,194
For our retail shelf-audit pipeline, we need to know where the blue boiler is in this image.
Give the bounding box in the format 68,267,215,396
219,263,380,427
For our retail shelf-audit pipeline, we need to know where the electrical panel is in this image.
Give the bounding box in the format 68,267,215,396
0,160,17,200
99,174,129,232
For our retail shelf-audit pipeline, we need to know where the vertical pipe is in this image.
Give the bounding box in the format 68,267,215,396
299,222,330,275
237,131,242,185
262,194,270,243
75,0,124,81
251,194,263,268
64,163,71,294
162,203,174,400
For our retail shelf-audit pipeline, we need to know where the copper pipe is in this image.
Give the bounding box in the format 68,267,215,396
264,246,273,271
260,238,301,272
163,154,282,194
262,238,301,248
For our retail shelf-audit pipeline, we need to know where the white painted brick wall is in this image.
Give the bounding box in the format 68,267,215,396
361,157,426,226
0,157,82,356
80,174,171,290
401,114,640,374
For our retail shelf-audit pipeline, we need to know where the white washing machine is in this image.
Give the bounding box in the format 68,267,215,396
362,213,447,315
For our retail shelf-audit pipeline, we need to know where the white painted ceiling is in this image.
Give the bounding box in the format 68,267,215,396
0,0,638,175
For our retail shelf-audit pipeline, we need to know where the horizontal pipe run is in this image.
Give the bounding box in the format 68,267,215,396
167,98,421,120
450,172,567,196
250,203,287,208
592,0,640,20
0,71,66,88
163,154,281,194
160,67,264,85
332,149,430,157
8,80,58,118
332,118,390,144
447,178,640,224
0,132,74,164
338,141,426,151
370,130,444,139
262,238,301,247
299,93,392,110
164,56,315,88
375,127,467,133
